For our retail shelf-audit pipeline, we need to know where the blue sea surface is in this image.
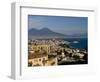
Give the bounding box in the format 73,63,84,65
64,38,88,49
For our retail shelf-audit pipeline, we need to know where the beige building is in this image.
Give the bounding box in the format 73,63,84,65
32,45,50,54
28,53,58,66
28,53,48,66
28,44,58,66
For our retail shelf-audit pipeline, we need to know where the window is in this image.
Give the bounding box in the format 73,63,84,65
39,58,41,61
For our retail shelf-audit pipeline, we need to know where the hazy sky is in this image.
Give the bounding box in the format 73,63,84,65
28,15,88,35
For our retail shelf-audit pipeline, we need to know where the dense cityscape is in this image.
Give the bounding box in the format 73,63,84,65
28,39,88,67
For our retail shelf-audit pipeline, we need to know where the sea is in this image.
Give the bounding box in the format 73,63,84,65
64,38,88,49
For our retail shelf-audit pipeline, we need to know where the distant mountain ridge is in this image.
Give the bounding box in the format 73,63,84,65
28,27,67,39
28,27,87,39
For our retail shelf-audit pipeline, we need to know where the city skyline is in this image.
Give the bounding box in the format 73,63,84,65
28,15,88,35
